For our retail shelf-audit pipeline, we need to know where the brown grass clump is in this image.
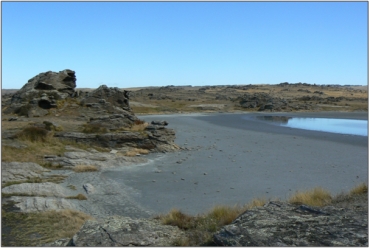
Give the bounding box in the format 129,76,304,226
160,209,196,230
66,194,88,200
349,183,368,195
124,148,150,157
72,164,99,173
15,126,53,142
288,187,332,206
1,209,92,246
128,122,149,132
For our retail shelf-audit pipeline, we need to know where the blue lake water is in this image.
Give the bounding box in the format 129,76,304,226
255,116,368,136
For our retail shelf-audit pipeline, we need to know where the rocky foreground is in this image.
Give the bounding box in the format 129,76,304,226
1,70,368,246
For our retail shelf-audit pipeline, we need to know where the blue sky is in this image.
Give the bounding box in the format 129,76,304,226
2,2,368,89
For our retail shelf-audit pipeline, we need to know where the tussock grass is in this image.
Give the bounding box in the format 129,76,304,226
72,164,99,173
1,209,92,246
288,187,332,206
66,194,87,200
124,148,150,157
350,183,368,195
15,126,53,142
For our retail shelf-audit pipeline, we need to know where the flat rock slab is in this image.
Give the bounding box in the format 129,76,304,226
8,196,77,212
213,201,368,246
72,216,185,246
2,182,69,197
2,162,49,184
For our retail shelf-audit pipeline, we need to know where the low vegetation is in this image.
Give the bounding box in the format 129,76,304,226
1,209,92,246
72,164,99,173
2,125,108,165
288,187,332,206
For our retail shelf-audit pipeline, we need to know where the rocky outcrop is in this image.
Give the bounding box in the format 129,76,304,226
44,149,148,169
79,85,132,113
213,201,368,246
72,216,186,246
2,182,69,197
88,113,138,130
2,162,49,184
5,196,76,213
54,125,178,152
4,69,76,116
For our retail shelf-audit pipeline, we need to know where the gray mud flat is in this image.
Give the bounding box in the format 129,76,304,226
100,112,367,216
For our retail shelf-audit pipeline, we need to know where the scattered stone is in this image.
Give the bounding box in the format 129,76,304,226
83,183,95,194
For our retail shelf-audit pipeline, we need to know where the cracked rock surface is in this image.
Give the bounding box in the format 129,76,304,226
72,216,186,246
213,200,368,246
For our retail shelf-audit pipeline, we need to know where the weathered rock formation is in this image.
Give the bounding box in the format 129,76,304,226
2,162,49,185
214,201,368,246
2,182,69,197
54,122,178,152
4,196,76,213
80,85,131,112
72,216,186,246
3,69,77,116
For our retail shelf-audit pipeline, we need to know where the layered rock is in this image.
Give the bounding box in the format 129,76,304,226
72,216,186,246
2,162,49,185
2,182,69,197
5,196,76,213
214,201,368,246
54,124,178,152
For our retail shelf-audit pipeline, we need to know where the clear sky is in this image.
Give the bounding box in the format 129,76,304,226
2,1,368,89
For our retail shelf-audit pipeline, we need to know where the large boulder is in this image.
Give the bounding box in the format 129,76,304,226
72,216,186,246
213,201,368,246
3,69,77,116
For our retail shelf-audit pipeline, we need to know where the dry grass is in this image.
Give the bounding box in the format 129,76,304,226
245,198,267,209
129,122,149,131
288,187,333,206
350,183,368,195
124,148,150,157
15,126,54,142
66,194,88,200
72,164,99,173
1,209,92,246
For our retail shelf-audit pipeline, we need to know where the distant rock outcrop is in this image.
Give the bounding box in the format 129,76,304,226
236,93,288,111
214,201,368,246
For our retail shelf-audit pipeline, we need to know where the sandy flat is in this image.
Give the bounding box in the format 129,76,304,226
99,111,367,216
